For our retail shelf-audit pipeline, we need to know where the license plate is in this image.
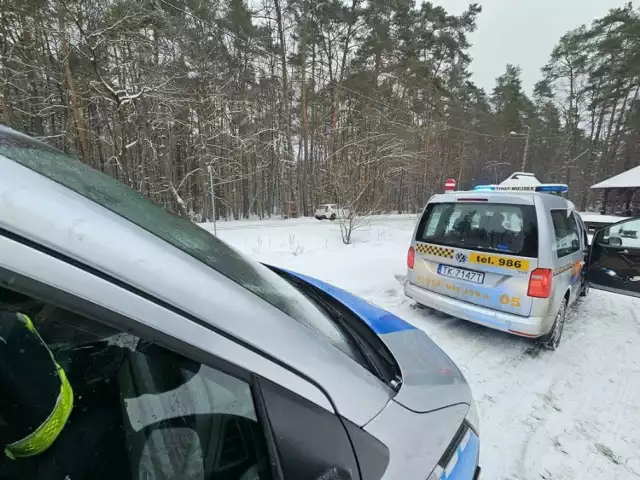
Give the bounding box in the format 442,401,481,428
437,265,485,284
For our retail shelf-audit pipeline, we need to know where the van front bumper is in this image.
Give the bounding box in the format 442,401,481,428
404,282,553,337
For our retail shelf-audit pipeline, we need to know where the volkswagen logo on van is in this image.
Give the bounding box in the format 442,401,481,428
455,252,468,264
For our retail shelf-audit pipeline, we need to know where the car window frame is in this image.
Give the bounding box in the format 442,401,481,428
0,238,392,480
0,262,285,479
416,201,539,257
0,190,393,423
568,211,582,252
0,228,382,480
550,208,581,258
574,212,589,250
0,220,343,402
598,218,640,246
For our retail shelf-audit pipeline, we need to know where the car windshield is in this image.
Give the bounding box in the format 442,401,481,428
417,201,539,257
0,127,367,369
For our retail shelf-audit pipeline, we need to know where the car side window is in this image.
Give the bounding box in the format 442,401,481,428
599,218,640,247
0,286,273,480
574,213,588,249
551,210,581,258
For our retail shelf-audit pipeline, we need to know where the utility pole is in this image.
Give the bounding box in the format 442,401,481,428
521,125,531,171
207,165,217,236
511,126,532,171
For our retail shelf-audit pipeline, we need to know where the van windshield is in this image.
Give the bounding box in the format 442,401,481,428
417,202,538,257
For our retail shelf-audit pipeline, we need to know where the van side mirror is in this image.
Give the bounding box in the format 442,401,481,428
587,217,640,298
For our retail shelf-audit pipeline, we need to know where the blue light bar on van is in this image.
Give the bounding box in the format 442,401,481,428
473,185,496,191
472,184,568,193
536,184,569,193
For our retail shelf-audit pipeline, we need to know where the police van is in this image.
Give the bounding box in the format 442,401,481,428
405,173,590,349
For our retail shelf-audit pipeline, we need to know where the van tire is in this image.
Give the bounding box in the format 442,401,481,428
330,214,336,221
539,299,567,350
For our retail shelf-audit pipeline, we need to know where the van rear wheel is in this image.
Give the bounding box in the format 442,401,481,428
539,299,566,350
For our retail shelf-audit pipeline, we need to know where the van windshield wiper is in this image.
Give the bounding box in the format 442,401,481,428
454,243,515,254
467,244,500,252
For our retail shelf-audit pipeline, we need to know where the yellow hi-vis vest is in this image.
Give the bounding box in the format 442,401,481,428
2,313,74,459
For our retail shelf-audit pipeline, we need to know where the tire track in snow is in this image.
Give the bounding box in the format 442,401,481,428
402,291,640,480
505,292,640,480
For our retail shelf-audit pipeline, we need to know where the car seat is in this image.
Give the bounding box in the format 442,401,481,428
117,342,265,480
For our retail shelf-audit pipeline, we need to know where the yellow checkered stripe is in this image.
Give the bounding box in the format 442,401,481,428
415,243,454,259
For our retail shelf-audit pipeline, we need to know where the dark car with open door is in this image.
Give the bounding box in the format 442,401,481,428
587,217,640,297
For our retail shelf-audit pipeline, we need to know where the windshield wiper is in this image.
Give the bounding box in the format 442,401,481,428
309,293,401,388
267,266,401,388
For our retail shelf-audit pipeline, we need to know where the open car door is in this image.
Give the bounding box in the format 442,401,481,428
587,217,640,297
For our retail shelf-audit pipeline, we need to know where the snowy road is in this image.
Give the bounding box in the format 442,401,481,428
203,215,640,480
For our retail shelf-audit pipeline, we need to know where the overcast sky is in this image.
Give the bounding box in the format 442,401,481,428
442,0,628,94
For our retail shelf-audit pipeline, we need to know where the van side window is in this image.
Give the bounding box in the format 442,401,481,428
0,286,273,480
551,210,581,258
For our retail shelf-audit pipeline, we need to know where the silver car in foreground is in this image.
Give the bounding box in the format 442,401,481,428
0,125,479,480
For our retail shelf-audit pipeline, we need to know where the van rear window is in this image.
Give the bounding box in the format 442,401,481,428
416,202,538,257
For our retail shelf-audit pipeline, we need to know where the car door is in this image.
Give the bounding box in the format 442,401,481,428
0,232,372,480
567,210,587,303
587,217,640,297
0,276,276,479
550,209,583,305
574,211,590,291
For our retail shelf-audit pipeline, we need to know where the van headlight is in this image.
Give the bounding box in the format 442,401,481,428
466,400,480,435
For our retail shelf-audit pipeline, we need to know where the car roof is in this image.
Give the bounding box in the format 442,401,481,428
0,126,391,425
429,190,575,210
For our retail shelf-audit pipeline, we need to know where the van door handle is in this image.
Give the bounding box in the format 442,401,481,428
621,249,630,254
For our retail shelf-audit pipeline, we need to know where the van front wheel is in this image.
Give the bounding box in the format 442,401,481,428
539,299,566,350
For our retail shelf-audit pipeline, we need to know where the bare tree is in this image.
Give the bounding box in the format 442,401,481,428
1,0,637,220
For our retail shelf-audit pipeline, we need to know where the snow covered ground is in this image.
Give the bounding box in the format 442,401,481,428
202,215,640,480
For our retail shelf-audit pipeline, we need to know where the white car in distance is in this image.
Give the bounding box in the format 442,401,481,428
314,204,350,221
